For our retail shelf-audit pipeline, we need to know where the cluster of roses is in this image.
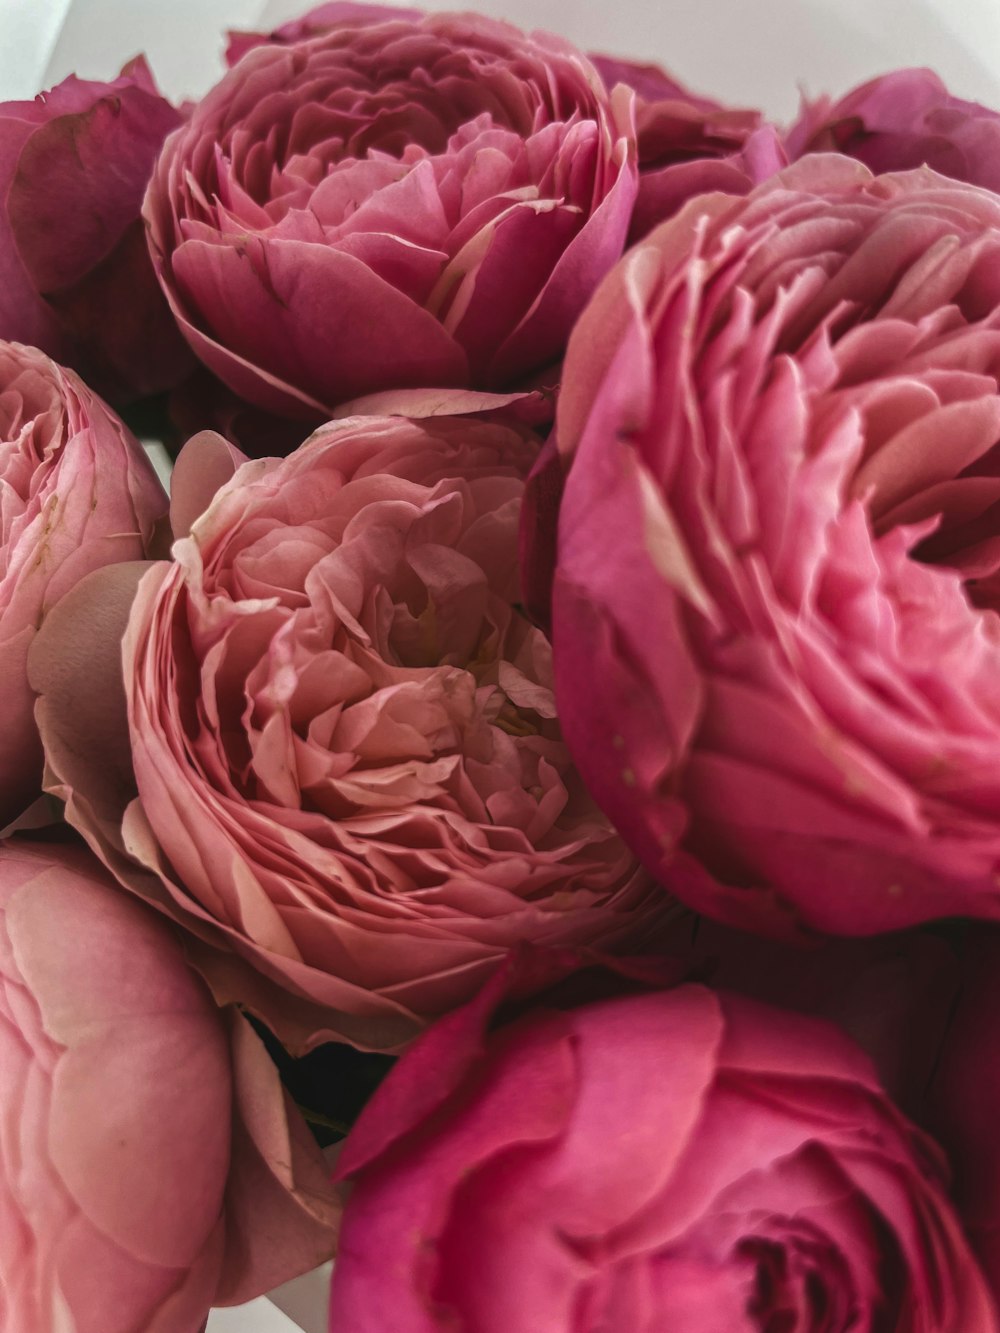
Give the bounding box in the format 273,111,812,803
5,3,1000,1329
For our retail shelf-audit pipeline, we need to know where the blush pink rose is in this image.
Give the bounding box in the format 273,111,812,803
144,8,637,419
787,68,1000,194
0,62,192,403
32,419,668,1053
0,341,166,827
591,54,785,240
538,156,1000,937
330,969,998,1331
0,839,339,1333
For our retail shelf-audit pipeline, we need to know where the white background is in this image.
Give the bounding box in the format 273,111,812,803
1,0,998,1329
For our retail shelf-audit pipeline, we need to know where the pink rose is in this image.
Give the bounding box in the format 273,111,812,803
787,68,1000,194
0,341,166,827
144,9,637,419
537,156,1000,937
0,839,339,1333
31,419,668,1053
592,54,785,239
330,969,997,1330
0,62,192,402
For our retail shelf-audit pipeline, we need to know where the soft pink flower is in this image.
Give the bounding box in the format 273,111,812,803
592,53,785,239
0,62,192,402
330,969,997,1331
31,419,668,1052
0,341,166,827
144,9,637,419
787,68,1000,194
0,839,339,1333
535,156,1000,936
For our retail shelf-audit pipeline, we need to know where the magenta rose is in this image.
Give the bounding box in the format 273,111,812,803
226,2,423,64
0,341,166,827
144,8,637,419
787,68,1000,194
537,156,1000,937
330,969,997,1331
0,61,192,402
591,54,785,239
32,418,667,1052
0,839,339,1333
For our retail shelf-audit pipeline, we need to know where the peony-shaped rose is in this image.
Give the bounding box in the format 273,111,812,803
143,8,637,419
591,54,785,240
330,972,998,1331
787,69,1000,194
0,839,339,1333
0,62,192,402
0,340,166,827
32,418,666,1052
537,156,1000,937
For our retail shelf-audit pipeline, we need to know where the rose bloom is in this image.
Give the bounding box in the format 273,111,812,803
787,68,1000,194
591,54,785,240
33,418,665,1052
537,156,1000,936
143,8,637,419
0,63,191,402
0,840,339,1333
330,972,997,1331
0,340,166,827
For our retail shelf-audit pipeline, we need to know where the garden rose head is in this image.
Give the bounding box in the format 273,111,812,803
0,840,339,1333
0,63,192,402
538,156,1000,936
33,418,667,1052
592,54,785,240
0,341,166,827
330,974,998,1331
144,8,637,418
788,69,1000,194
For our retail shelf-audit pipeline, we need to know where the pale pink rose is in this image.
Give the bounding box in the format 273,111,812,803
330,969,998,1331
0,840,339,1333
592,53,785,239
144,9,637,419
533,156,1000,936
787,68,1000,194
0,341,166,827
31,419,669,1053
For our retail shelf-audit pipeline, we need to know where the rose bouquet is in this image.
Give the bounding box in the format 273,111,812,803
4,3,1000,1330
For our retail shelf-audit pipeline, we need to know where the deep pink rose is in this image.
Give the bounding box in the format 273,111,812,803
658,913,1000,1309
0,61,192,402
536,156,1000,937
788,68,1000,194
591,53,785,239
330,971,997,1331
0,840,339,1333
0,341,166,828
31,419,668,1053
144,9,637,419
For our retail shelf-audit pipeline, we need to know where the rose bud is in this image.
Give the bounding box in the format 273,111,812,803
31,419,669,1053
0,62,193,403
787,68,1000,194
0,341,166,828
0,840,339,1333
535,156,1000,937
591,53,785,239
330,970,998,1331
143,9,637,420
